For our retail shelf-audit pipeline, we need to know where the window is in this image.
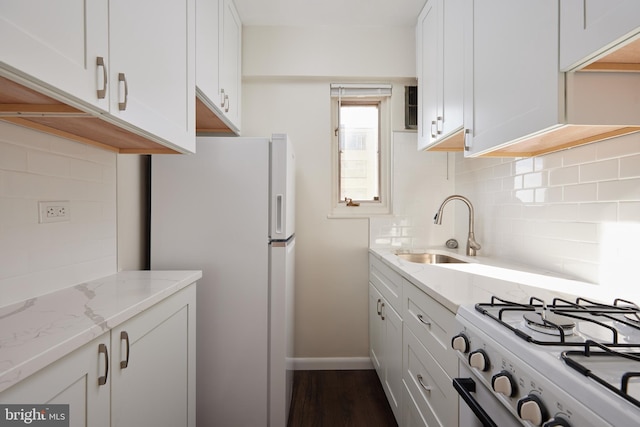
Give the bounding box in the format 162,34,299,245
330,84,391,217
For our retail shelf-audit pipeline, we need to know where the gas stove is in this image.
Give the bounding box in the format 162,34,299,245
453,295,640,427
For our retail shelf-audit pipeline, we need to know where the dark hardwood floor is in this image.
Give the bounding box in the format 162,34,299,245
287,370,398,427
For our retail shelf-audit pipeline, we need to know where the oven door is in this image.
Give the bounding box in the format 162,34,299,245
455,364,522,427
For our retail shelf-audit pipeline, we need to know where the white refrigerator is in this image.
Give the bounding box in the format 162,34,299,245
150,134,295,427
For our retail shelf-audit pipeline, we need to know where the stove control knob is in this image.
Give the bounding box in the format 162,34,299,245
468,349,490,371
517,394,548,426
491,370,516,397
451,333,470,353
543,415,571,427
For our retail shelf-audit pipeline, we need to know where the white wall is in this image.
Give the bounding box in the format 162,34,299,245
0,122,117,306
242,25,417,365
452,134,640,293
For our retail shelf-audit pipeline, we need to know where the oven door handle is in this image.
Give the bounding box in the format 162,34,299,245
453,377,499,427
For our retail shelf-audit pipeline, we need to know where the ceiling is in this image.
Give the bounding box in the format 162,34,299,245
233,0,426,27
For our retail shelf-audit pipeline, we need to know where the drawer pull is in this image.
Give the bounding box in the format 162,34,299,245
381,302,385,320
98,343,109,386
120,331,130,369
96,57,107,99
376,299,382,316
417,374,432,392
118,73,128,111
417,314,432,327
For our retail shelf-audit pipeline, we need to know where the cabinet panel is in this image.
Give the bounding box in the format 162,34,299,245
404,326,457,427
463,0,561,156
383,301,403,423
403,279,456,377
0,334,110,427
416,0,439,150
369,254,402,313
109,0,195,153
560,0,640,70
110,285,196,427
219,0,242,128
0,0,109,111
369,283,385,375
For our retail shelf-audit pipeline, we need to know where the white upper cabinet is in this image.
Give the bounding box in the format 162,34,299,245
0,0,110,110
196,0,242,134
109,0,196,153
416,0,463,151
462,1,561,156
560,0,640,71
0,0,196,154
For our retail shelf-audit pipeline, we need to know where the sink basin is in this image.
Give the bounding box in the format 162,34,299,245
395,252,467,264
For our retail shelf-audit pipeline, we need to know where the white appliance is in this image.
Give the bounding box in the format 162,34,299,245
150,134,295,427
452,296,640,426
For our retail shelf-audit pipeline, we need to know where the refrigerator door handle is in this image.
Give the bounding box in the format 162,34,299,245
276,194,283,234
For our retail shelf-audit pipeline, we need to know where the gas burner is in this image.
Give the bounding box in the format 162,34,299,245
524,311,576,336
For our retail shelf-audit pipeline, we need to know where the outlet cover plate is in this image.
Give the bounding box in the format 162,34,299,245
38,200,70,223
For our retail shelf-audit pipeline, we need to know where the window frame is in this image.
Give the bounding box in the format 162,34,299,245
329,86,392,218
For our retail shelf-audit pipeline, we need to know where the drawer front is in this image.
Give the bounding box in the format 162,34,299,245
369,254,402,313
403,279,457,377
403,326,458,427
402,381,428,427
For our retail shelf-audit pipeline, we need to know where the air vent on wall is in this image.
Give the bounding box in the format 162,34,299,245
405,86,417,130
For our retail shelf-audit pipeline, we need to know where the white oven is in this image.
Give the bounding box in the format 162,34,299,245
452,296,640,427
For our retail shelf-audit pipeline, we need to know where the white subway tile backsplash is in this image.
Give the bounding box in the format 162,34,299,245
579,159,619,183
450,133,640,288
0,122,117,306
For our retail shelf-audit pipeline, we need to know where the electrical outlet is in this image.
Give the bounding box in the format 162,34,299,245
39,201,70,223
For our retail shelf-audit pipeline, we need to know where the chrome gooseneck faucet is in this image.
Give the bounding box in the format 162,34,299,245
434,195,481,256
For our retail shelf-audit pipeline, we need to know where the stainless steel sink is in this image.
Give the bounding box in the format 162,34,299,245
395,251,467,264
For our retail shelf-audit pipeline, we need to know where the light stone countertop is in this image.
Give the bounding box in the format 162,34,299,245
0,270,202,393
369,247,623,314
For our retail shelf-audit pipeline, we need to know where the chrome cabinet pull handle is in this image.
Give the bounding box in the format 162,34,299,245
380,302,385,320
436,116,443,134
464,128,471,151
224,94,230,113
417,314,432,327
220,88,226,108
118,73,128,111
96,57,107,99
376,299,382,316
98,343,109,386
417,374,432,392
120,331,130,369
430,120,437,138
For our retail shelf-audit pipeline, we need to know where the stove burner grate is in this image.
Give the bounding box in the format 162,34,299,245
562,340,640,409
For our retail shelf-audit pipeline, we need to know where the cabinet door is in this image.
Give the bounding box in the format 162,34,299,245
369,283,385,377
108,0,195,153
383,301,403,424
110,285,196,427
416,0,439,150
463,0,561,156
439,0,464,140
0,335,110,427
219,0,242,128
560,0,640,70
196,0,221,107
0,0,109,110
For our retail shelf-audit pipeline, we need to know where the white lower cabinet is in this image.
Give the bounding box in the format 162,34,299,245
0,284,196,427
0,334,111,427
369,282,403,424
368,254,459,427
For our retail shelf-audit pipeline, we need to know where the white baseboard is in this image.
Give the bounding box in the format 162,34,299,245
292,357,373,370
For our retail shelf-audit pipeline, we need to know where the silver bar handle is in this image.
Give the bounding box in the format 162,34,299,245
380,302,385,320
224,94,230,113
417,314,431,327
220,88,226,108
464,128,471,151
98,343,109,386
120,331,130,369
96,57,107,99
417,374,432,392
436,116,443,134
376,299,382,316
118,73,128,111
430,120,437,139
